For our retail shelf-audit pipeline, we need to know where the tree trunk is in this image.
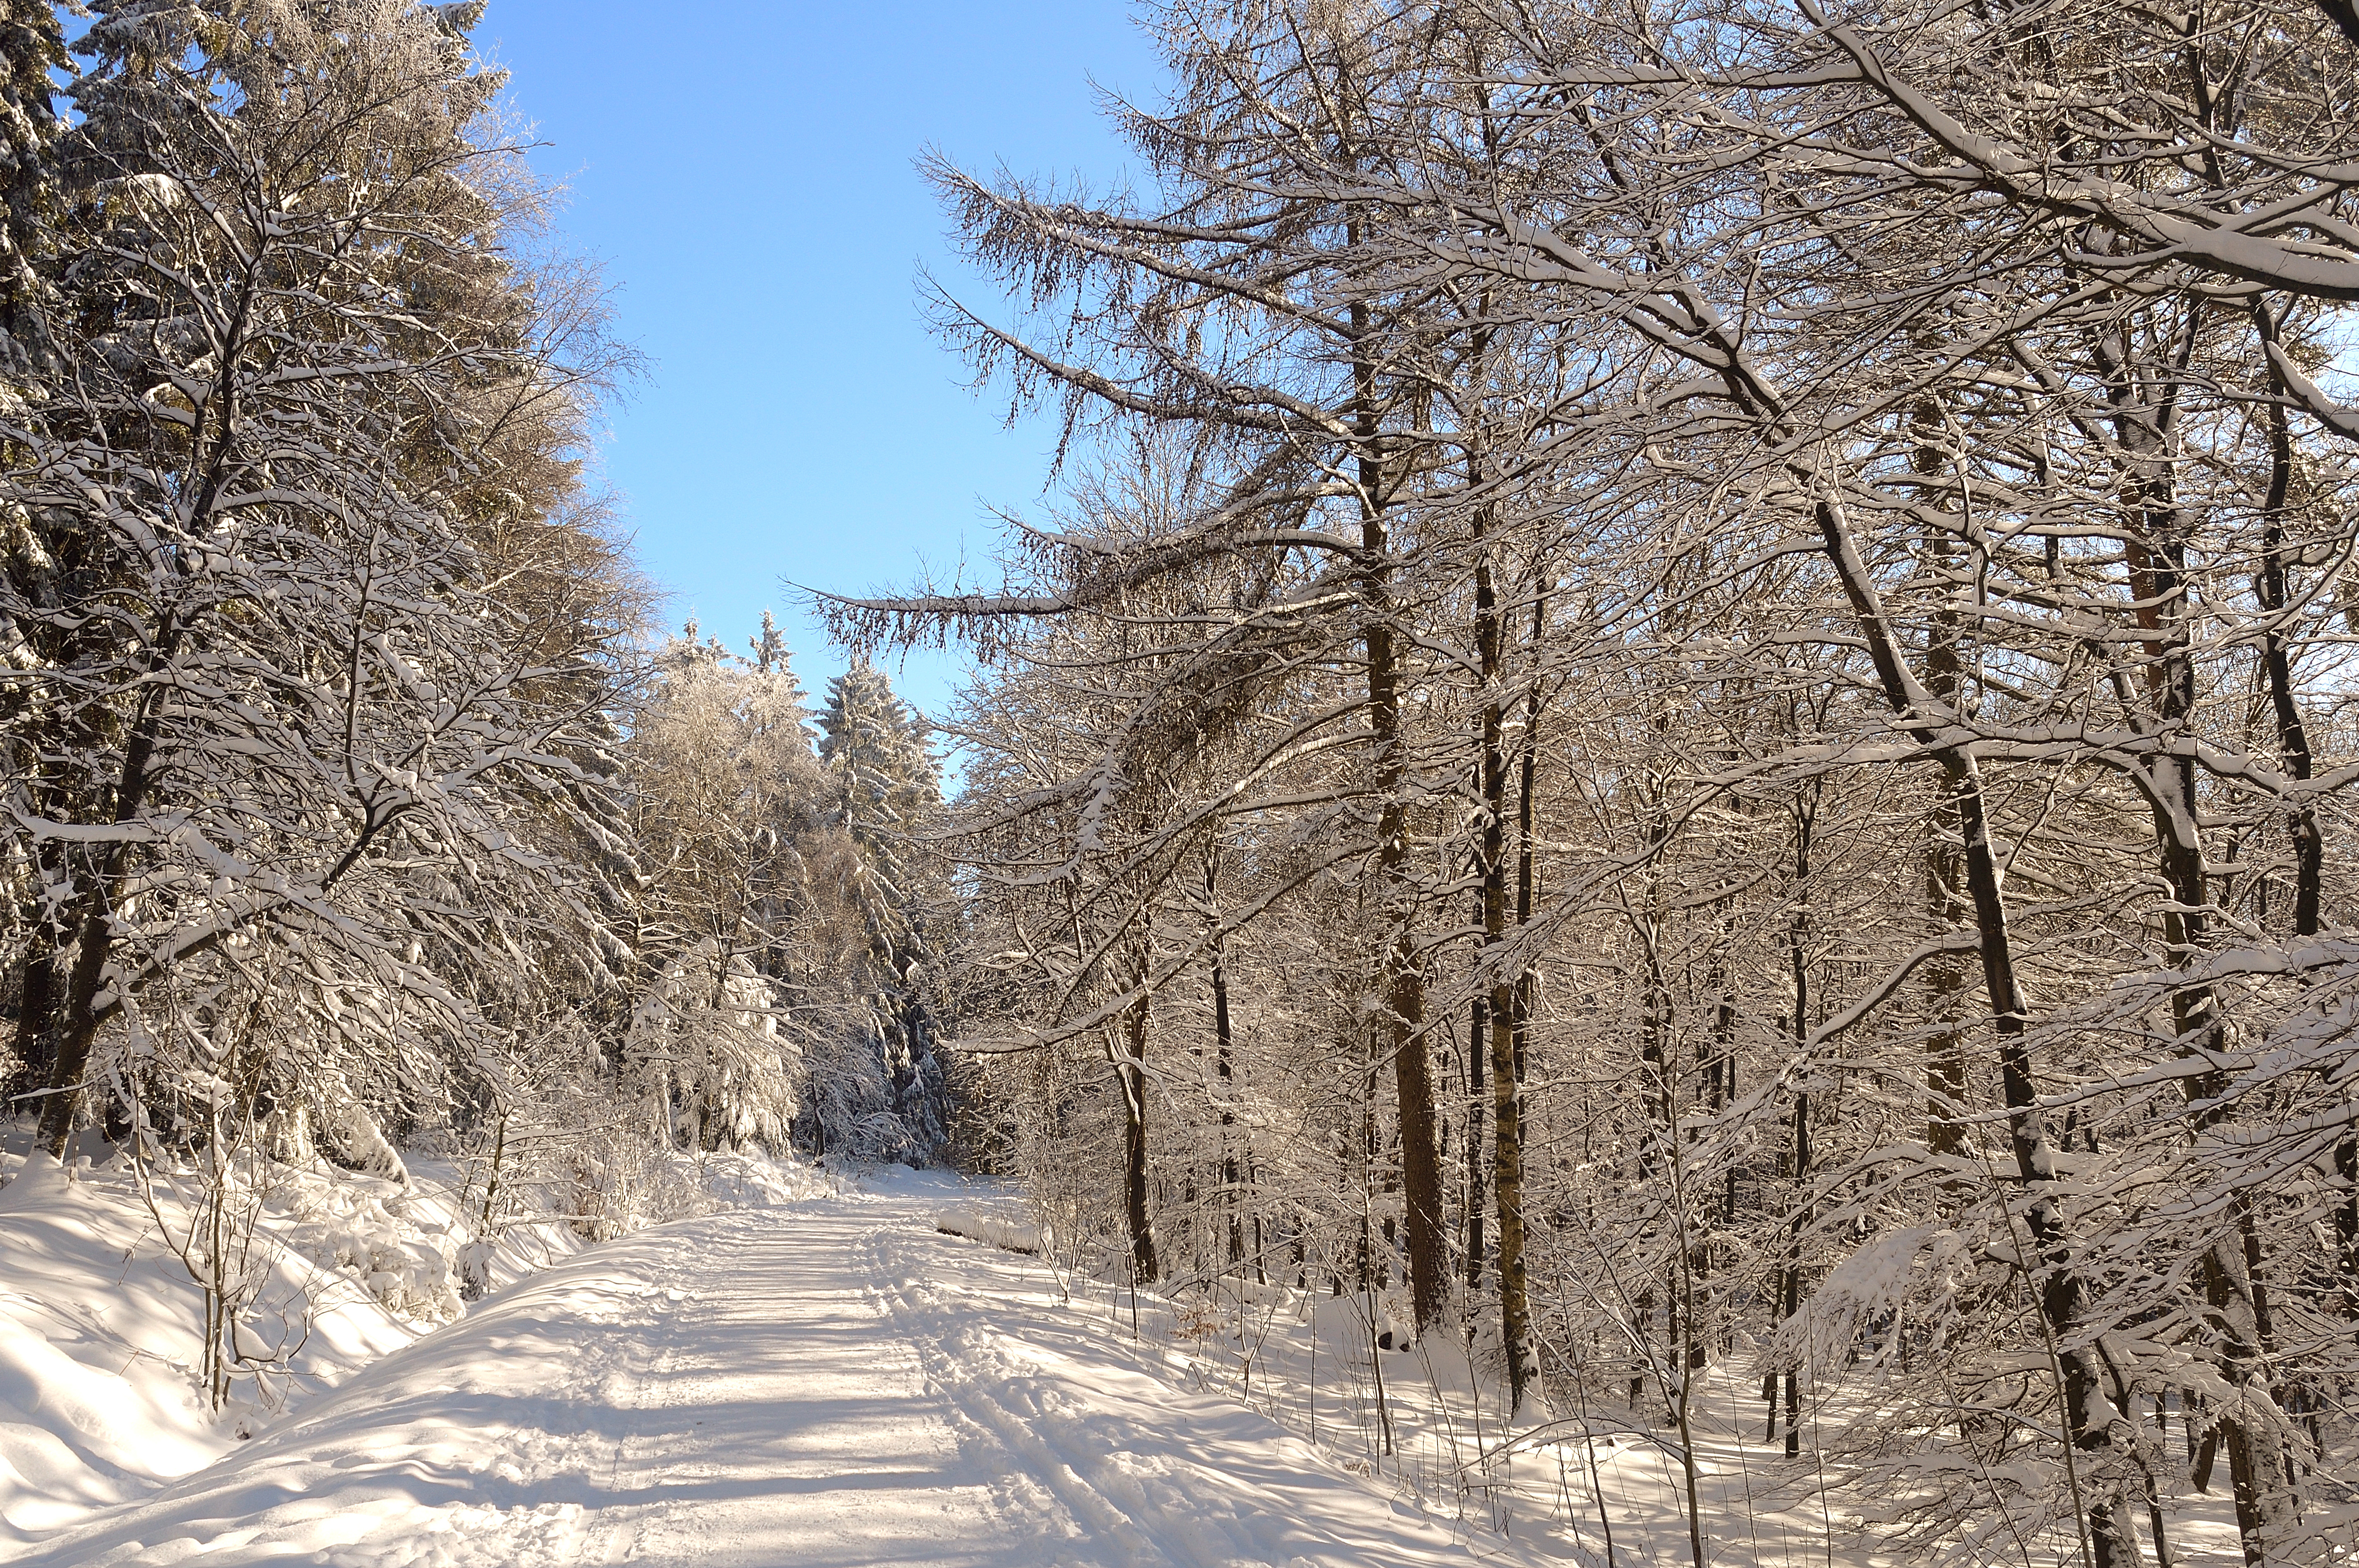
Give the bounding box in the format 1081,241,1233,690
2105,322,2297,1558
1779,789,1816,1458
2152,760,2296,1565
8,946,57,1109
1466,986,1487,1294
1815,496,2139,1568
2251,300,2349,1335
1116,942,1158,1286
1919,497,1971,1162
1782,1086,1808,1459
1474,505,1539,1404
38,697,173,1154
1209,863,1242,1268
1350,291,1446,1336
2249,300,2323,938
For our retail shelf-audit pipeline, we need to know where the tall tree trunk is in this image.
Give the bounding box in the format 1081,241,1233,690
1503,578,1547,1394
1208,858,1242,1267
1349,290,1447,1335
2251,300,2349,1332
1635,884,1674,1411
1711,950,1738,1231
1816,496,2139,1568
7,944,57,1110
1921,782,1971,1163
1116,939,1158,1286
1466,980,1487,1294
2099,308,2296,1564
1778,786,1816,1458
2150,751,2295,1564
1474,501,1539,1406
2249,301,2323,937
1917,427,1972,1162
1512,585,1542,1098
1781,1086,1809,1457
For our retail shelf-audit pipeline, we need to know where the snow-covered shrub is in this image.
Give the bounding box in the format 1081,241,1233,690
279,1174,461,1325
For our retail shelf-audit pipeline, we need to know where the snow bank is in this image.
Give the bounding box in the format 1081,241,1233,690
0,1144,421,1546
933,1203,1050,1255
0,1126,835,1551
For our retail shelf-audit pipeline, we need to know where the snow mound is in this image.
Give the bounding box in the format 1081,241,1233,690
0,1129,837,1553
933,1204,1049,1255
0,1147,420,1547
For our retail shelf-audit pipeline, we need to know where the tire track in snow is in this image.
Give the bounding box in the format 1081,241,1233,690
857,1227,1194,1568
859,1215,1551,1568
13,1182,1555,1568
597,1203,1012,1568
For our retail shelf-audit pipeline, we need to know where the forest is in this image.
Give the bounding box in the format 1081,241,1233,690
5,0,2359,1565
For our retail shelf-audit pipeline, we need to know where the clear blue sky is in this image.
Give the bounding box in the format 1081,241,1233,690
477,3,1160,721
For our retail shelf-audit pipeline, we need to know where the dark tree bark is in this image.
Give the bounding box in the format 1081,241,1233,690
38,676,173,1154
1816,496,2140,1568
1917,413,1972,1163
1116,940,1159,1286
1465,983,1487,1294
2094,309,2295,1564
2249,300,2350,1336
7,945,57,1108
1350,292,1448,1336
1473,502,1539,1404
1207,857,1242,1267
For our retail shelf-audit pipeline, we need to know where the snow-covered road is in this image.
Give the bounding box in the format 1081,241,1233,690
9,1176,1547,1568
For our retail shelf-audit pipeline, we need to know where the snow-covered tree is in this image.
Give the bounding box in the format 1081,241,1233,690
0,0,636,1165
0,0,62,382
815,659,956,1160
829,0,2359,1557
614,621,832,1153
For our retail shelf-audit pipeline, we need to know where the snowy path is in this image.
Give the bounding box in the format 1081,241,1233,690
6,1177,1548,1568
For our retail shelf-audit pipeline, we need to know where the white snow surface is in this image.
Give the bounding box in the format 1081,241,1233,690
931,1202,1049,1255
0,1149,424,1545
5,1167,1557,1568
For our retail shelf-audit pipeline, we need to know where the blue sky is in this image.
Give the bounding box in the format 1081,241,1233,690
476,3,1160,721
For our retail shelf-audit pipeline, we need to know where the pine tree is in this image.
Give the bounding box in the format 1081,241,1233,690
820,659,939,882
0,2,68,1107
0,0,62,381
818,659,954,1160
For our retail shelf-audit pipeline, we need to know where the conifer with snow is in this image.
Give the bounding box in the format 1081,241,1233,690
817,659,956,1161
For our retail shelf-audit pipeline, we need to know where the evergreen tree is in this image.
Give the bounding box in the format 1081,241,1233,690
1,0,631,1157
0,3,68,1106
0,0,62,381
818,659,954,1160
820,659,939,886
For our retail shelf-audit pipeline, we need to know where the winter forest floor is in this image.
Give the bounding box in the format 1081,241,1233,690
0,1165,1565,1568
0,1148,2288,1568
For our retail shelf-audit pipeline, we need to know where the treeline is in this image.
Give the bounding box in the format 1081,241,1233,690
0,0,959,1236
834,1,2359,1563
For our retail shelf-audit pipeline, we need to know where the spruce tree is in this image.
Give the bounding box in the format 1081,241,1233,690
0,0,61,382
818,659,954,1160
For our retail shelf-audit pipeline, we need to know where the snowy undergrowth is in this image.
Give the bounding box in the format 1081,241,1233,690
989,1237,2308,1568
0,1121,837,1550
